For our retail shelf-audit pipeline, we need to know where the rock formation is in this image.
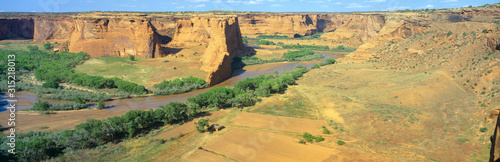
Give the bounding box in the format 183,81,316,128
0,18,34,40
171,17,244,85
33,16,164,58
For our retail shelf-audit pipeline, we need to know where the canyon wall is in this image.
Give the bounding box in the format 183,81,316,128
0,18,34,40
171,16,244,85
33,16,164,58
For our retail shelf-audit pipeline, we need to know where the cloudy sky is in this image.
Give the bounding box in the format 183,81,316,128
1,0,498,12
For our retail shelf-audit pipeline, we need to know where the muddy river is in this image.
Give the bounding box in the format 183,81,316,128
0,52,340,111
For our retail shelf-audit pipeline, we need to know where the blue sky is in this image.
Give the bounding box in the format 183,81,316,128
0,0,498,12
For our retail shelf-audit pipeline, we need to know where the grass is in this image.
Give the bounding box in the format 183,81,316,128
75,57,154,88
369,104,421,125
251,90,315,119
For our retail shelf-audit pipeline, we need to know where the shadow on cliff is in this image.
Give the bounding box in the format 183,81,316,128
230,47,258,71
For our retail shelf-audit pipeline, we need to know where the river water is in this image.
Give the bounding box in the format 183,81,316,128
0,52,340,112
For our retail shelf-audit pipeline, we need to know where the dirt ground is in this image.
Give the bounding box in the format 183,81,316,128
0,109,137,133
232,112,325,134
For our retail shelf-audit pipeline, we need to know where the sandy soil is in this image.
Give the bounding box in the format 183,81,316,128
232,112,325,134
155,109,230,140
0,109,137,133
202,128,336,162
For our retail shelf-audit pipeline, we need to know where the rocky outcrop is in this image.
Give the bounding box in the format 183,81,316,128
172,16,244,85
238,14,325,37
32,17,164,58
67,18,164,58
0,18,34,40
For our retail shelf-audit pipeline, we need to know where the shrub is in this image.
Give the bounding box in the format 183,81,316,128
303,132,315,142
43,42,52,50
256,35,289,39
323,127,330,134
195,118,210,132
480,127,488,132
255,40,276,45
31,100,51,111
129,55,135,61
97,100,105,109
299,139,306,144
483,29,488,34
337,140,345,145
42,80,59,89
153,76,207,96
457,138,470,143
447,31,453,37
315,135,324,142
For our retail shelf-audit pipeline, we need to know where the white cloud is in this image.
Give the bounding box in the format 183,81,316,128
441,0,457,2
271,4,283,7
345,3,370,8
214,0,222,2
176,6,185,9
193,4,206,8
425,4,434,8
186,0,209,2
365,0,385,2
334,2,342,4
244,1,262,4
321,5,328,7
171,2,178,4
226,0,241,3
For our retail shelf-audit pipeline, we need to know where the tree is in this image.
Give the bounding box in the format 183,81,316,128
32,100,51,111
75,97,86,105
42,80,59,89
195,118,210,132
97,100,105,109
323,127,330,134
129,55,135,61
43,42,52,50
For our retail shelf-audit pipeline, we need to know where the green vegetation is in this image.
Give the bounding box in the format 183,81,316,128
301,132,325,143
255,40,276,45
447,31,453,37
337,140,345,145
231,50,325,70
256,35,289,39
482,29,488,34
282,44,355,52
0,48,146,94
97,100,105,109
129,55,135,61
30,100,86,111
195,118,210,132
458,138,470,144
480,127,488,132
153,76,207,96
299,33,323,40
0,57,336,161
43,42,52,50
322,126,330,134
42,80,59,89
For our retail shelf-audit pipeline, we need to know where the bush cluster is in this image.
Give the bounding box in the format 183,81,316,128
153,76,207,96
0,48,146,94
256,35,289,39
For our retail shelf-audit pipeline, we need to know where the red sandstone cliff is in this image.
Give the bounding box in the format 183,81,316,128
171,17,244,85
33,16,164,58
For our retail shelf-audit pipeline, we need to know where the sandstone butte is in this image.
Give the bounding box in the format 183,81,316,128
1,7,500,83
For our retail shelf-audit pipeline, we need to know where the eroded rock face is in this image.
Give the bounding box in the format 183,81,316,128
172,17,244,85
67,18,164,58
34,17,164,58
238,14,324,37
0,18,34,40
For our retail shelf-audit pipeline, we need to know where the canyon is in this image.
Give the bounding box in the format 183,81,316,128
2,9,500,84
